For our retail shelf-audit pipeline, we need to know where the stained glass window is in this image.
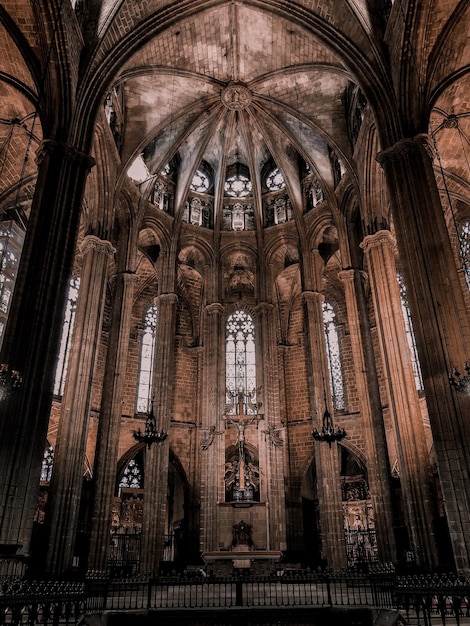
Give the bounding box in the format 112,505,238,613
119,458,143,490
322,301,345,410
458,221,470,291
136,304,158,413
190,170,211,193
266,167,286,191
397,273,424,392
224,173,252,198
53,276,80,396
40,443,54,483
225,310,257,414
0,220,24,346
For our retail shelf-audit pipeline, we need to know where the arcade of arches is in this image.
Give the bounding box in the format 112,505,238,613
0,0,469,579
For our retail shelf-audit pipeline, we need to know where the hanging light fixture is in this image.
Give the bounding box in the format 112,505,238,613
312,404,346,447
133,401,168,449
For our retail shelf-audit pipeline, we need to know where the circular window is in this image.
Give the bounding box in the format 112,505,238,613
266,167,286,191
190,169,211,193
224,173,252,198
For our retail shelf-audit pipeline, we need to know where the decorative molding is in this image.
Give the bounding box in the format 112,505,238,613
360,229,397,255
80,235,116,258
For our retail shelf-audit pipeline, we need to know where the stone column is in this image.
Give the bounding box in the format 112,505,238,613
256,302,286,551
361,229,437,569
139,292,178,577
199,302,224,552
45,235,115,574
87,268,138,574
303,290,347,569
338,268,396,563
0,141,94,570
377,135,470,573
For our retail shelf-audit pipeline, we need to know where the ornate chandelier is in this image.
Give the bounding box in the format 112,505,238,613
449,363,470,394
0,363,22,401
312,407,346,447
133,403,168,449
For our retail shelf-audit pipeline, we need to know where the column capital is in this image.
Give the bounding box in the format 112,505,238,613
36,139,95,171
376,134,433,166
205,302,224,316
360,229,397,255
156,292,178,306
337,268,355,284
79,235,116,258
255,301,274,315
302,290,324,304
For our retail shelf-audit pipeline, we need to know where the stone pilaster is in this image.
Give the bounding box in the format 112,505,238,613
140,292,178,577
378,135,470,573
199,302,224,552
45,235,115,574
338,268,396,563
256,302,286,551
361,229,437,569
87,270,138,574
303,290,347,569
0,142,94,567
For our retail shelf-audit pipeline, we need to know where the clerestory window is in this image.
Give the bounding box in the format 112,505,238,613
397,273,424,392
225,310,257,415
53,276,80,397
458,220,470,291
136,304,158,414
322,301,345,410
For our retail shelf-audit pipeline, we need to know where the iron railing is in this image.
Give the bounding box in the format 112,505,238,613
0,572,469,625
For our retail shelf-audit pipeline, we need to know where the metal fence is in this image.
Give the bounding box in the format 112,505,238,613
0,572,469,625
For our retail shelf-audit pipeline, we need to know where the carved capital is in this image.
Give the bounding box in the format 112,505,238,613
376,134,433,167
156,293,178,306
205,302,224,316
255,302,274,316
36,139,95,172
338,268,355,284
80,235,116,258
302,290,324,304
360,229,397,255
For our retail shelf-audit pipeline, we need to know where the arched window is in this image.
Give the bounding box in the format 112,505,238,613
53,276,80,397
119,458,144,490
40,443,54,484
225,310,257,414
322,301,345,410
458,220,470,291
136,304,158,413
397,273,424,392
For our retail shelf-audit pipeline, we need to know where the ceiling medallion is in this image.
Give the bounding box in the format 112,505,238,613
221,83,252,111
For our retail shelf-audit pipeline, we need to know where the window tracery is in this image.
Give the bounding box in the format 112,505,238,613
53,276,80,397
322,301,345,410
266,167,286,191
458,220,470,291
224,173,252,198
136,304,158,414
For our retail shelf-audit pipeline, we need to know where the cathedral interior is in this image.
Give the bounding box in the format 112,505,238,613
0,0,469,580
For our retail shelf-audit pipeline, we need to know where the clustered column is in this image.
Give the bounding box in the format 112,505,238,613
199,302,224,553
303,290,347,570
256,302,287,551
140,292,178,577
0,141,94,571
338,268,396,563
87,267,138,574
45,235,115,575
377,135,470,573
361,229,437,569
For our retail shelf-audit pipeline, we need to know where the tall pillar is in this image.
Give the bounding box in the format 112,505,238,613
199,302,224,552
256,302,286,551
87,267,138,574
303,290,347,569
0,140,94,570
140,292,178,577
361,229,437,569
338,268,396,563
377,135,470,573
45,235,115,575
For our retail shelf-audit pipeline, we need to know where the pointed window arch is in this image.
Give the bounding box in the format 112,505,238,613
322,301,345,410
225,310,257,415
53,276,80,397
136,303,158,413
458,220,470,291
397,273,424,392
